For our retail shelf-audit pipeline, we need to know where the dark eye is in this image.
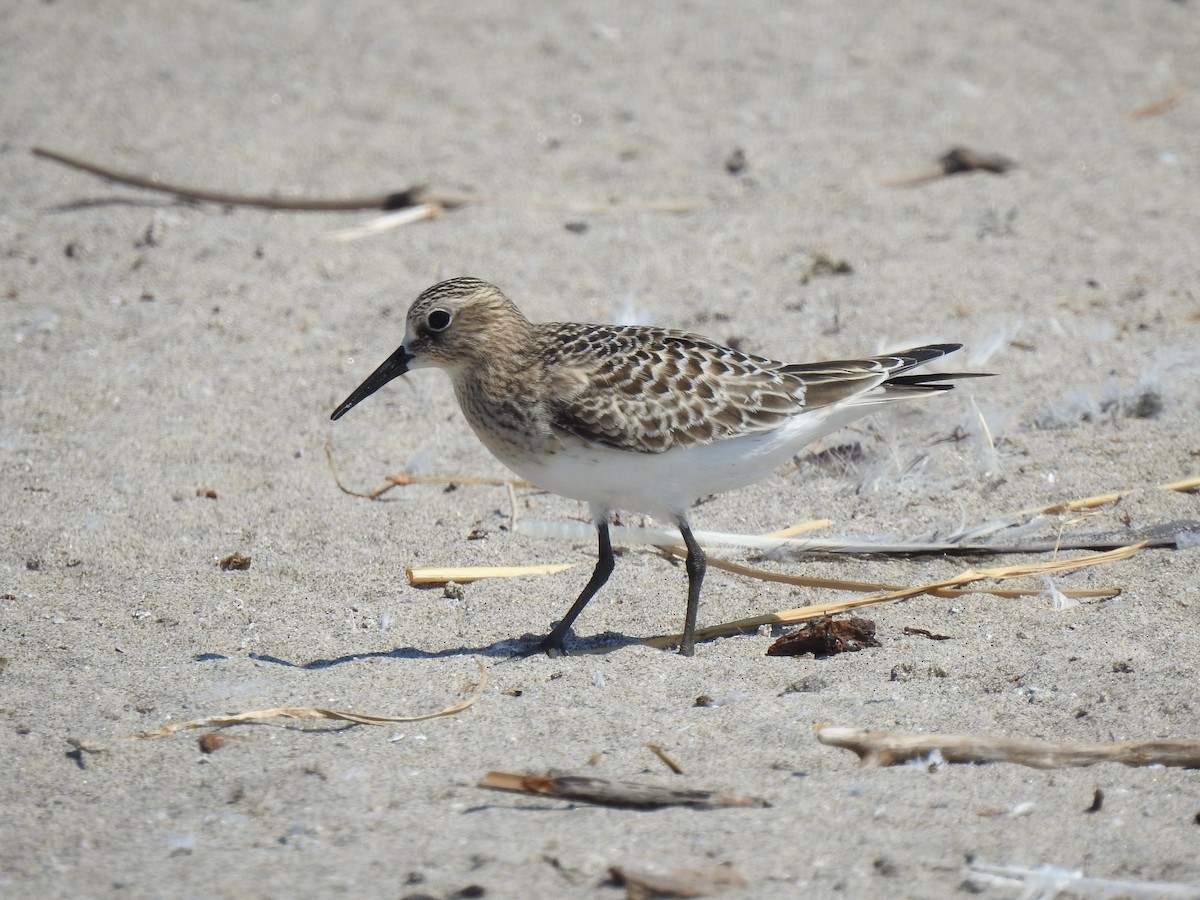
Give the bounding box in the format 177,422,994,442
427,308,452,332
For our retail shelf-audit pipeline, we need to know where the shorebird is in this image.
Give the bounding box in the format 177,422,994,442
332,277,976,656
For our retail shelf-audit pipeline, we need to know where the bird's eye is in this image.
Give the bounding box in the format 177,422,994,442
427,309,452,332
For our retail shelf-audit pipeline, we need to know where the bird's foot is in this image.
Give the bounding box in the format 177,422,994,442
512,632,569,658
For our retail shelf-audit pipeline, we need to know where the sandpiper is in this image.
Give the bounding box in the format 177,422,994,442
332,277,977,656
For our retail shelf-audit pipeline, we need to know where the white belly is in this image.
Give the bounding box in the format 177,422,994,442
472,400,881,520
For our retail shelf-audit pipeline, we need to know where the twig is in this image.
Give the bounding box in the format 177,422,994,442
32,146,460,211
479,771,768,809
646,743,685,774
902,626,952,641
815,725,1200,769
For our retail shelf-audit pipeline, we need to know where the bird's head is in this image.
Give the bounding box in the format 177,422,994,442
330,277,529,420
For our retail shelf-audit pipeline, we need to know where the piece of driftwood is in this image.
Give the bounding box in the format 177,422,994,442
815,725,1200,770
965,860,1200,898
479,772,769,810
609,864,746,898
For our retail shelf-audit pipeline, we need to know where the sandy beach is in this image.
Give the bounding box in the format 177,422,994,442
4,2,1200,897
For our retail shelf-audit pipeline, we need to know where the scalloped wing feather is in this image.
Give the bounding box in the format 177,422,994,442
542,326,960,454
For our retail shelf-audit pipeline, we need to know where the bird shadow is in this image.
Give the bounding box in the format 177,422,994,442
246,642,514,669
213,630,648,670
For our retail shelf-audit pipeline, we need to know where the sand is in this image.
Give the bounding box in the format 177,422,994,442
4,2,1200,897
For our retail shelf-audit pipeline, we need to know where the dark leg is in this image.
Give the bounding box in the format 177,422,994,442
676,516,707,657
538,521,615,657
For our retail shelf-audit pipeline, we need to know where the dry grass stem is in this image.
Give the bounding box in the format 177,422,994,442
136,659,487,739
1022,475,1198,516
1161,474,1200,493
646,743,685,774
325,203,442,240
406,563,574,586
325,443,534,499
659,545,1116,600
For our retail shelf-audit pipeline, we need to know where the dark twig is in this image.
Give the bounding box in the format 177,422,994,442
902,626,952,641
31,146,462,212
882,145,1016,187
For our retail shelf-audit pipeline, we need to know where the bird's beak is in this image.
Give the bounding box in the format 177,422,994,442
330,345,415,420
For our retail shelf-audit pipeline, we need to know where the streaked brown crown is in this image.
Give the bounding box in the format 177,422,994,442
404,278,534,370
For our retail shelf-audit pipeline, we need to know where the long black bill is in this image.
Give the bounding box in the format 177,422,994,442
330,345,415,420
